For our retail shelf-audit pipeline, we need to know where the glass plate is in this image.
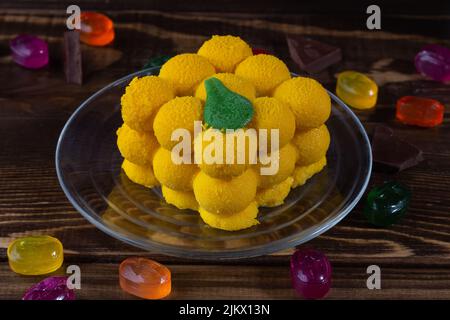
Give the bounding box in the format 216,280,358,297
56,68,372,260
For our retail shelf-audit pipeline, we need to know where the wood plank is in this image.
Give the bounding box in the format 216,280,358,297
1,264,449,300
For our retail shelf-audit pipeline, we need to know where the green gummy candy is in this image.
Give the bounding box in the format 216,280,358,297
203,78,254,130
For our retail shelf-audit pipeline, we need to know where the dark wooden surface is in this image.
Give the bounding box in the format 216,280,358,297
0,2,450,300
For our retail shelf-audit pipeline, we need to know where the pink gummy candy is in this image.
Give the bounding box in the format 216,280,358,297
290,248,332,299
10,34,49,69
415,44,450,83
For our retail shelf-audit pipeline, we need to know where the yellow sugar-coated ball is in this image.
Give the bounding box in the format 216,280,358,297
121,76,175,132
292,125,330,166
153,96,203,151
152,148,199,191
162,186,199,211
256,176,293,207
193,169,258,214
197,35,253,73
235,54,291,96
195,73,256,102
249,97,295,148
116,124,159,166
121,159,159,188
199,201,259,231
292,156,327,188
257,143,297,188
159,54,216,96
194,128,257,179
273,77,331,129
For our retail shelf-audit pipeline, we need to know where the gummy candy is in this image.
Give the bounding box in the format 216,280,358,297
119,257,171,299
80,12,115,46
143,54,173,69
290,249,332,299
203,78,254,130
396,96,444,127
415,44,450,83
7,235,64,275
23,276,75,300
10,34,48,69
364,181,411,227
336,71,378,109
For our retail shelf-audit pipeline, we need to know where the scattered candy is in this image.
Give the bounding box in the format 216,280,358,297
252,47,269,55
415,44,450,83
143,54,173,69
119,257,171,299
63,31,83,84
203,78,254,130
396,96,444,127
7,235,64,275
336,71,378,109
372,125,423,172
80,12,115,46
287,35,341,74
364,181,411,227
22,276,75,300
290,249,332,299
10,34,48,69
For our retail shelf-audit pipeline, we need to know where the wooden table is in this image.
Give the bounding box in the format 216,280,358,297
0,1,449,299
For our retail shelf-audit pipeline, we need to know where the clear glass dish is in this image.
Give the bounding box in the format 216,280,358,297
56,68,372,260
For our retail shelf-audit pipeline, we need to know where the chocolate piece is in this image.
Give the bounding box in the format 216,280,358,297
63,31,82,84
372,125,424,172
286,35,341,73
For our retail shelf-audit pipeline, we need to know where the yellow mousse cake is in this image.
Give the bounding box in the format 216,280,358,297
117,35,331,231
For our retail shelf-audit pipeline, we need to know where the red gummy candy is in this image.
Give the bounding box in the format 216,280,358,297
396,96,444,128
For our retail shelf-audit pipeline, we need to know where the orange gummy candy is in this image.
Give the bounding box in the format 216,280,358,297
119,257,171,299
80,12,115,46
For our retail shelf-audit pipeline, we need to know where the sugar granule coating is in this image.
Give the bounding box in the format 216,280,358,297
249,97,295,148
153,148,198,191
117,124,159,166
197,35,253,73
194,128,257,179
162,186,199,211
122,159,159,188
258,143,297,188
159,53,216,96
199,201,259,231
273,77,331,129
235,54,291,96
292,125,330,166
292,157,327,188
153,96,203,150
195,73,256,102
193,169,258,214
121,76,175,132
256,176,294,207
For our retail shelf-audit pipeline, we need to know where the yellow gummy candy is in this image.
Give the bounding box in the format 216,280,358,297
7,235,64,275
336,71,378,109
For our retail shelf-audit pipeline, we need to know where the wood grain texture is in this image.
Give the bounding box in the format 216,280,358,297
0,2,449,299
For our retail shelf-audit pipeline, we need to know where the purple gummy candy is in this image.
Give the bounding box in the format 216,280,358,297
290,249,332,299
10,34,49,69
22,276,75,300
414,44,450,83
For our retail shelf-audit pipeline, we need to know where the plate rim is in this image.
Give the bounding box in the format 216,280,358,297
55,68,373,260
